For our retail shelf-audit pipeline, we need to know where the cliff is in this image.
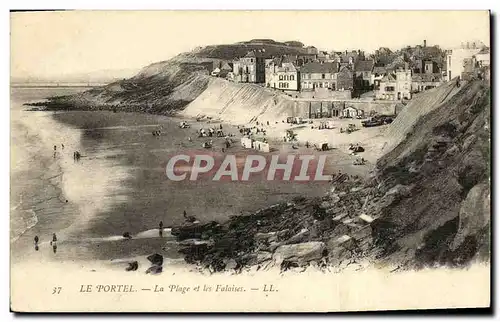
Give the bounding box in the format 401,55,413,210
35,40,309,115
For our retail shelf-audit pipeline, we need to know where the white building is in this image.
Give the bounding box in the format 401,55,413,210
445,45,484,81
265,56,299,91
474,47,490,67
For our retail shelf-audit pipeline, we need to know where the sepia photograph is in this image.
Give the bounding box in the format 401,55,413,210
9,9,491,312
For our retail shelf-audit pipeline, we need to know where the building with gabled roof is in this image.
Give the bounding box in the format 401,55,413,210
232,50,266,83
300,62,339,91
265,55,300,91
411,73,443,93
354,60,375,91
376,67,412,101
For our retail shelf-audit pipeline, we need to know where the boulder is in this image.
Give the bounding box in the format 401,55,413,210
273,242,326,265
330,224,349,238
240,251,273,266
223,258,238,270
147,253,163,266
255,230,289,250
385,184,413,197
451,183,490,251
145,265,163,275
122,232,132,239
125,261,139,272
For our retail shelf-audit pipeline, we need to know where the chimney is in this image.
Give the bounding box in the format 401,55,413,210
423,40,427,47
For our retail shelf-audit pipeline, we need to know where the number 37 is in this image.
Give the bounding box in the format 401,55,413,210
52,287,62,294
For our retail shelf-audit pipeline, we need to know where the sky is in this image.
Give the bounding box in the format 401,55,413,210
10,10,490,80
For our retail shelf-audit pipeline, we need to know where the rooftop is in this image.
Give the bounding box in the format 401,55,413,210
354,60,374,72
299,62,339,73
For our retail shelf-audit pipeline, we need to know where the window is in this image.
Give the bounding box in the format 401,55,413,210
322,74,326,79
279,75,283,80
290,75,294,81
251,59,254,63
279,82,282,88
425,65,429,71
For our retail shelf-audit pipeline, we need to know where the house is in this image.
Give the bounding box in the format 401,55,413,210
317,51,333,63
306,46,319,55
232,51,266,83
376,68,412,100
340,50,364,65
300,62,354,92
294,54,317,67
411,73,443,93
354,60,374,90
413,59,440,74
371,66,387,90
299,62,338,90
219,62,233,78
265,56,300,91
335,65,354,91
474,47,490,67
445,44,484,81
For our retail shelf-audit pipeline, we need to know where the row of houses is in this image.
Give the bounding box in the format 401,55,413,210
209,41,489,101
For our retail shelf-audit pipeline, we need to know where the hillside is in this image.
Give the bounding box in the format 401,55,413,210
35,39,311,114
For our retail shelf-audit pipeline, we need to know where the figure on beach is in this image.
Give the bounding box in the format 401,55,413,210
50,233,57,254
34,236,39,251
73,151,81,162
61,144,64,150
159,221,164,237
183,210,197,223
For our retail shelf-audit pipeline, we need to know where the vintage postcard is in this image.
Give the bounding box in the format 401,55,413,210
10,10,491,312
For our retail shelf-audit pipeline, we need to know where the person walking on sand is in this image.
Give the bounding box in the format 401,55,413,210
61,144,65,150
54,145,57,151
34,236,39,251
51,233,57,243
159,221,164,237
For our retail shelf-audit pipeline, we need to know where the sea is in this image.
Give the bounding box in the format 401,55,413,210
10,86,335,264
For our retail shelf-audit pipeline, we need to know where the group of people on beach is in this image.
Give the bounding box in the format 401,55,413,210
33,233,58,253
53,142,82,162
